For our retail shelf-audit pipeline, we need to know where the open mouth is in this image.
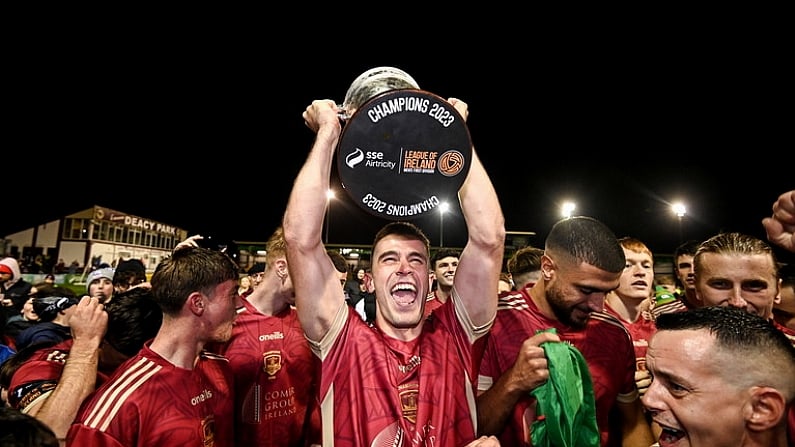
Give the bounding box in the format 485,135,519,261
391,283,417,306
657,425,685,446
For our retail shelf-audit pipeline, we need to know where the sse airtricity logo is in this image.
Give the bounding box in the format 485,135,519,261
345,148,364,168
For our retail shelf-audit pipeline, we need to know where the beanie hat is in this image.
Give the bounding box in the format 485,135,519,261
86,267,115,293
0,264,12,275
33,296,79,322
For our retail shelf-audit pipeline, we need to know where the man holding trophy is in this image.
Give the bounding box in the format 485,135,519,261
282,67,504,446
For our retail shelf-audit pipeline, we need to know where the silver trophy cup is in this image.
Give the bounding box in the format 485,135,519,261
338,66,420,121
335,66,471,221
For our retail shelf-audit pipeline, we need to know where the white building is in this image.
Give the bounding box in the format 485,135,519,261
1,205,188,275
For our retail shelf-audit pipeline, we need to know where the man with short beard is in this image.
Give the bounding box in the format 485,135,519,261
477,216,655,447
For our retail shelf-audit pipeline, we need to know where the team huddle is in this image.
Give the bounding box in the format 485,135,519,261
1,93,794,447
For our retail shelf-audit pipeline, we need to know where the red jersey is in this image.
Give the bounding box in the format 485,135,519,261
66,342,235,447
774,320,795,345
602,302,657,372
789,407,794,447
314,298,488,446
650,299,688,318
213,299,319,446
479,289,637,447
8,339,113,411
423,290,444,317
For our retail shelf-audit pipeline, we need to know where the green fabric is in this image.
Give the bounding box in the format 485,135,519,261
654,285,677,306
530,328,600,447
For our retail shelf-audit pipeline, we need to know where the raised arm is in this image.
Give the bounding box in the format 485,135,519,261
449,98,506,328
762,189,795,253
283,100,347,341
31,296,107,441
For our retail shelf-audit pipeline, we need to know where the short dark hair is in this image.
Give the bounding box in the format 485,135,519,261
507,246,544,275
247,262,266,275
656,306,795,366
656,306,795,402
0,406,58,446
373,222,430,256
113,259,147,288
327,250,348,274
674,239,700,260
545,216,624,273
104,287,163,356
151,247,239,315
430,248,461,269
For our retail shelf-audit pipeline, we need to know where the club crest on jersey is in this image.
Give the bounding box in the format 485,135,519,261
200,415,215,447
263,350,282,378
399,384,419,424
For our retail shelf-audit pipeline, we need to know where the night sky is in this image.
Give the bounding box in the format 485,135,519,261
6,46,793,264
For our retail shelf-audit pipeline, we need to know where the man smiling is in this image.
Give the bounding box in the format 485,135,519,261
643,306,795,446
